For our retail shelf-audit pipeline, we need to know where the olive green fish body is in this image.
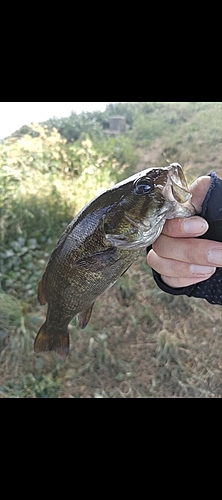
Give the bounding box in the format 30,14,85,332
34,163,195,357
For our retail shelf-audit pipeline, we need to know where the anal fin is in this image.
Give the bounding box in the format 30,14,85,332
77,302,95,329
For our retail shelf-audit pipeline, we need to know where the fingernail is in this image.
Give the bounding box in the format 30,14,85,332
190,264,216,275
183,217,208,234
207,248,222,266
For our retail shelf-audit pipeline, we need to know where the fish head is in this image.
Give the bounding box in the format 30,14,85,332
105,163,196,249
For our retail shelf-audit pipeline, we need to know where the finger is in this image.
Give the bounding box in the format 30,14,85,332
147,249,216,278
162,216,209,238
189,176,211,213
152,236,222,267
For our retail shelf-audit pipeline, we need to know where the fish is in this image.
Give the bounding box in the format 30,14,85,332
34,162,195,357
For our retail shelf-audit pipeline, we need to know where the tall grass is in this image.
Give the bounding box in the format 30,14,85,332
0,124,132,245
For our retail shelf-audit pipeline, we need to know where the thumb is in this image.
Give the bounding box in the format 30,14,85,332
189,176,211,214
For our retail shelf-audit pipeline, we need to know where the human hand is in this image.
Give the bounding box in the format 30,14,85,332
147,176,222,288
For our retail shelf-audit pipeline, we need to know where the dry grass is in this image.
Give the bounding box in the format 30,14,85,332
1,257,222,398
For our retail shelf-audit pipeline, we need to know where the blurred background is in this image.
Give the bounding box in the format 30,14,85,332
0,102,117,140
1,102,222,398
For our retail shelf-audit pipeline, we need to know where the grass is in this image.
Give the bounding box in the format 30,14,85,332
1,102,222,397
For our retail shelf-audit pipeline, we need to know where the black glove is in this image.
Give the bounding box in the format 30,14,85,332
149,172,222,305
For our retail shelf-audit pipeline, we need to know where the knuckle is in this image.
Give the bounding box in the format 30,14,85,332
162,219,182,236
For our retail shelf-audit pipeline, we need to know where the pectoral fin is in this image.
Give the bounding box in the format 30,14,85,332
75,248,117,271
77,302,95,329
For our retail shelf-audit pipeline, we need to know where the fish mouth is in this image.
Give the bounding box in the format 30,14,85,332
159,163,196,216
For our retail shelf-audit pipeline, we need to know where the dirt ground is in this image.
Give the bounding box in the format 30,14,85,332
35,258,222,398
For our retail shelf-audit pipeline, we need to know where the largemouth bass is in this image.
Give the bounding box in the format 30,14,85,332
34,163,195,357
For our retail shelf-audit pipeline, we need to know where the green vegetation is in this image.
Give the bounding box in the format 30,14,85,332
1,102,222,398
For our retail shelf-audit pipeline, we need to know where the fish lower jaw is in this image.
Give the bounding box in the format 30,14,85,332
166,200,196,219
151,200,196,221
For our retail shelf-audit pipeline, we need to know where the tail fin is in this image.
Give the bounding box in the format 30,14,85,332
34,323,69,358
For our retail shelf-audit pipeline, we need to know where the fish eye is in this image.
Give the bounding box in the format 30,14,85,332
134,177,154,195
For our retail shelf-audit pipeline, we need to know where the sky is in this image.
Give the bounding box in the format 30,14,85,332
0,102,117,140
